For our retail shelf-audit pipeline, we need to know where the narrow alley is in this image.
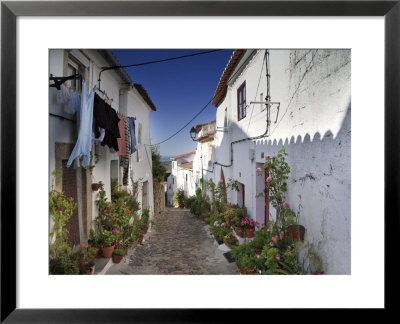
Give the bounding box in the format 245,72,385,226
105,207,238,275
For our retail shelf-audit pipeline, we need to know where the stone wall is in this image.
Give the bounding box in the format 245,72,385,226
153,180,166,216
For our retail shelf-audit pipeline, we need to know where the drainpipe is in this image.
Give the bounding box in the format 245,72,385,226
214,49,273,169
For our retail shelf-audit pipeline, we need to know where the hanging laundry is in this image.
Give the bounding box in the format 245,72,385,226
120,117,132,186
129,117,137,154
93,93,120,151
92,127,105,143
67,81,95,168
64,90,80,115
124,117,131,155
56,84,70,105
117,113,127,156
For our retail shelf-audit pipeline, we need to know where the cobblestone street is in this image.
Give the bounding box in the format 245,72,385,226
106,207,238,275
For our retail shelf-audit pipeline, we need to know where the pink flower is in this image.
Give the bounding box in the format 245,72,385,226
283,202,290,209
233,237,238,241
112,229,119,235
280,231,284,239
266,176,273,183
265,155,270,159
250,220,259,227
256,254,260,259
271,235,278,243
221,222,226,227
241,217,250,225
219,179,223,183
79,242,84,248
275,254,280,261
263,163,268,169
256,167,261,173
126,209,131,214
269,242,274,247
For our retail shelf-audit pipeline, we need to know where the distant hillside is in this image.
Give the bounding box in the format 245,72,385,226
160,156,172,172
160,155,173,162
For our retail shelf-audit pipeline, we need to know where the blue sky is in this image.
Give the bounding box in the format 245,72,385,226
111,49,233,157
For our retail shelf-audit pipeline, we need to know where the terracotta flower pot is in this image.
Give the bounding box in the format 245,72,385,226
245,228,254,238
112,254,124,264
287,225,305,242
224,240,232,248
234,227,244,238
101,245,115,258
132,240,138,248
91,183,102,191
237,267,256,275
123,248,128,256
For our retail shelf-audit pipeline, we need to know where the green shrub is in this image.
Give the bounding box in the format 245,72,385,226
250,230,271,250
113,249,124,256
209,224,231,242
173,188,185,208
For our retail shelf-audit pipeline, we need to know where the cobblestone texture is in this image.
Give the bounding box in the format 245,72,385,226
106,207,238,275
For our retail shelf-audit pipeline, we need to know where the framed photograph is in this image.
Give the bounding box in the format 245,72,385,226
1,0,398,321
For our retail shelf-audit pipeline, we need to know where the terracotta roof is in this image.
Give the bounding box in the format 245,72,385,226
211,49,245,107
133,83,157,111
172,151,196,160
194,120,216,133
180,161,193,169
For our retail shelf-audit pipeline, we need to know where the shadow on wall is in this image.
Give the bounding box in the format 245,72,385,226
259,106,351,275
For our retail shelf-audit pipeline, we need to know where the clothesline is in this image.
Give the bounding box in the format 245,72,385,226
51,81,138,187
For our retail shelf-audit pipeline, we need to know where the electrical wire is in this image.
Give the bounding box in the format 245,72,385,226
101,50,223,71
149,97,214,146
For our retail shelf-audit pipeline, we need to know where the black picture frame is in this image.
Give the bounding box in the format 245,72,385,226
1,0,398,322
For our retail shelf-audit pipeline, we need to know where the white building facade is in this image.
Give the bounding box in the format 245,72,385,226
192,120,216,194
211,49,351,274
49,49,156,245
166,151,195,205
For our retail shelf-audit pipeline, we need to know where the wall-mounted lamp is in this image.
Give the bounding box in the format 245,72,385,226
190,126,198,141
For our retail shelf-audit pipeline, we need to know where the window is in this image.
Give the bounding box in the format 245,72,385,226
237,81,246,121
67,59,81,92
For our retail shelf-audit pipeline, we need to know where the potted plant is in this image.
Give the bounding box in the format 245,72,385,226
223,232,238,248
92,181,104,191
250,229,270,254
241,216,259,238
130,233,139,248
210,221,231,244
140,209,150,234
223,206,236,228
112,248,124,264
88,229,101,257
100,230,118,258
231,244,258,274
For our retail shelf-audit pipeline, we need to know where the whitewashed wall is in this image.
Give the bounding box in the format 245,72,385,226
49,49,155,228
214,49,351,274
